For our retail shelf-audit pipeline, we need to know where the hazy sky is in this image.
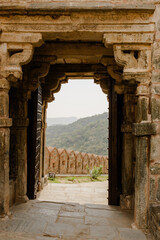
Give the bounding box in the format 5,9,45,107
47,79,109,118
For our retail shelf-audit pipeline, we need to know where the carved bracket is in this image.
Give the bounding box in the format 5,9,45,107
28,62,51,91
0,33,43,82
100,56,123,83
114,45,152,82
94,73,109,95
103,33,153,82
114,45,151,72
42,73,67,102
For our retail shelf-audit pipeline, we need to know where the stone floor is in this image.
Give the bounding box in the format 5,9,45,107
38,181,108,205
0,181,152,240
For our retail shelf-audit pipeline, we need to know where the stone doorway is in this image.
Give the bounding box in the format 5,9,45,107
6,40,150,231
0,2,159,238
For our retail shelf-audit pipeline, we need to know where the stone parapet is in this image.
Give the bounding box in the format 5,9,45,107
45,147,108,175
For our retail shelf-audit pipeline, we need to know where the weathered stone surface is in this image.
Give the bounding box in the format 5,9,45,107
68,150,76,174
148,203,160,240
89,154,95,170
150,177,156,201
151,97,160,120
150,163,160,175
90,225,118,238
153,42,160,70
82,154,89,174
133,122,157,136
135,137,149,228
118,228,147,240
45,147,50,175
0,3,159,239
59,149,68,174
49,147,59,174
152,71,160,83
45,147,108,174
150,135,160,161
136,97,149,122
156,178,160,201
76,152,83,174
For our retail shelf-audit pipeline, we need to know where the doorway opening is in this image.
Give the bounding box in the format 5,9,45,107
42,78,109,205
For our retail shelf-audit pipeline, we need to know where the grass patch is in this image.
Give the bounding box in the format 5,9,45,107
48,175,108,184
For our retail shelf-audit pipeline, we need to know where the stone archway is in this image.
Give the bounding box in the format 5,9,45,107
0,3,158,237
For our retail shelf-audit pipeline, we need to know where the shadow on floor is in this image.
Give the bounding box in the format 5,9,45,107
0,199,147,240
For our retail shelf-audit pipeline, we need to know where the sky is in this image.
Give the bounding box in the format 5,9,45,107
47,79,109,118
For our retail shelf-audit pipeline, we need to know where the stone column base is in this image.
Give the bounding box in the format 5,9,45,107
15,195,29,205
120,195,134,210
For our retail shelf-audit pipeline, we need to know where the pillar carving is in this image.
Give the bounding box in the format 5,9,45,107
10,88,31,204
103,32,154,228
0,32,43,215
120,88,136,210
0,78,11,215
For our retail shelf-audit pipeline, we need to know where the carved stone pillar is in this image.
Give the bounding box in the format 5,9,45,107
0,32,43,214
121,90,136,210
112,42,152,228
133,78,152,229
10,88,31,204
0,78,12,215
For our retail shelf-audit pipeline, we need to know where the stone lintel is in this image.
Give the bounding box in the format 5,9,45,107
0,118,12,128
133,122,157,136
0,3,155,14
12,118,29,127
121,124,132,133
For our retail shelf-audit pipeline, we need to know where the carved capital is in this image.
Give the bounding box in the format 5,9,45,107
0,33,43,82
113,44,152,81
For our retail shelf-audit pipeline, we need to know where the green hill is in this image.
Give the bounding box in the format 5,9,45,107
46,112,109,156
47,117,78,126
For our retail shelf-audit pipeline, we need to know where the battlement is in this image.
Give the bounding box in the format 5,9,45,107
45,146,108,175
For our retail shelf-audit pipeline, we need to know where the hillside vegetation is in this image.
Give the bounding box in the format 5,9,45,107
47,117,78,126
46,112,109,156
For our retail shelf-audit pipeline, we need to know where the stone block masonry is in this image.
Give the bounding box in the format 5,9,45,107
45,147,108,175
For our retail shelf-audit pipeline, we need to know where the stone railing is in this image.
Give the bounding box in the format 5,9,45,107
45,147,108,175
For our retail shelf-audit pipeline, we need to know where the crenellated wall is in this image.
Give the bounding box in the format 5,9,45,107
45,147,108,175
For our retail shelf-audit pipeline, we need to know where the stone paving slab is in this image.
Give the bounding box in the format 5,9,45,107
0,181,149,240
0,201,148,240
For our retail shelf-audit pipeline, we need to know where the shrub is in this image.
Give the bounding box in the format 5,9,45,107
87,165,103,180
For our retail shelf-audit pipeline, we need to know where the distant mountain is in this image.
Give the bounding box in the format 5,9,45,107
47,117,78,126
46,112,108,156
